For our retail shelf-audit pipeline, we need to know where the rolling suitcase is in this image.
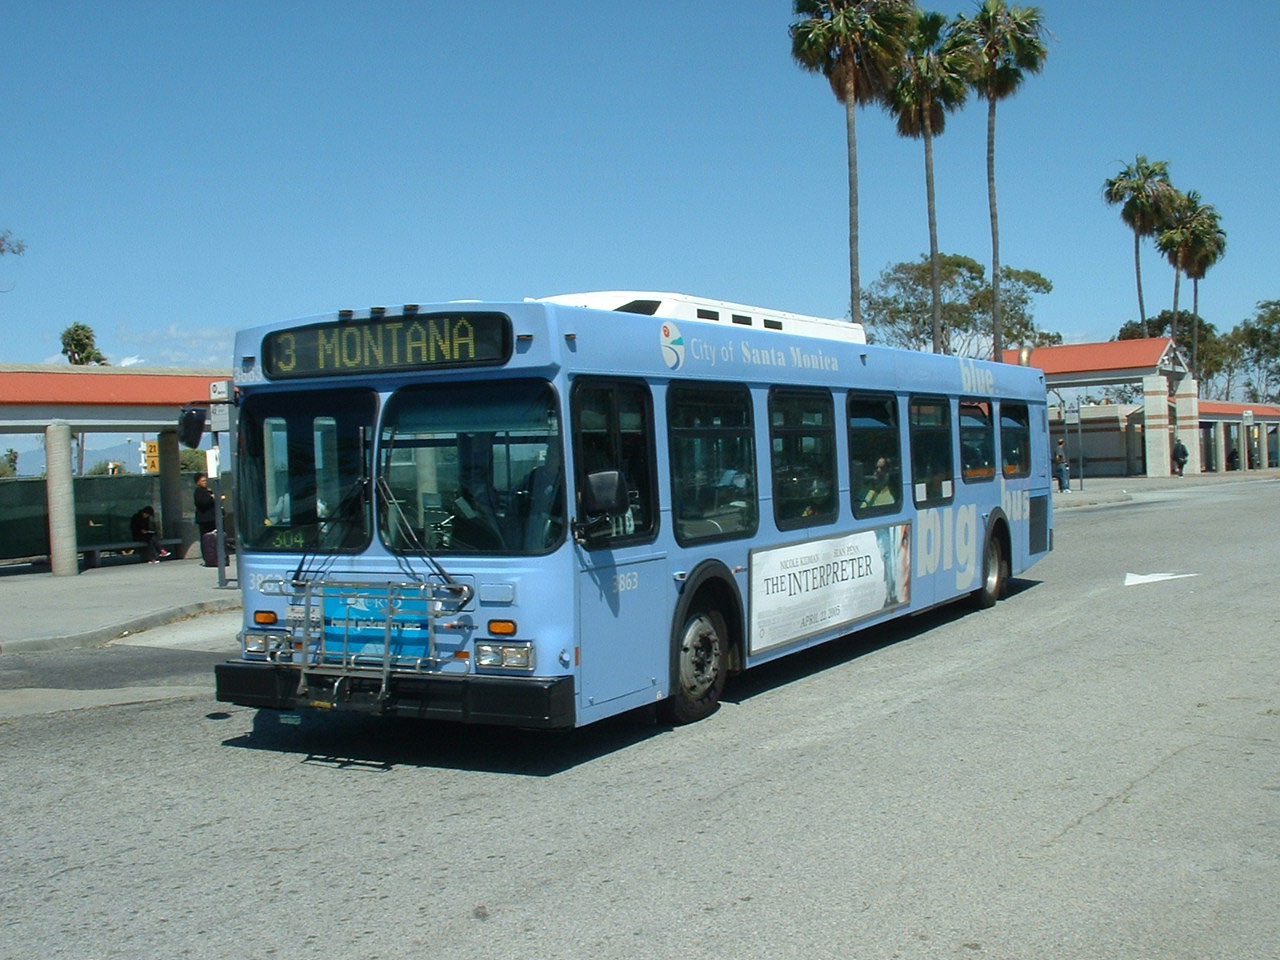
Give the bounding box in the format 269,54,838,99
201,531,219,567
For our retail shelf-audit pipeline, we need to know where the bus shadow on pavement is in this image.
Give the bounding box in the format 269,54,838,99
217,577,1041,774
218,705,663,776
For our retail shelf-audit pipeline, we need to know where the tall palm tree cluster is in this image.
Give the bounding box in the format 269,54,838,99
790,0,1047,358
1103,156,1226,377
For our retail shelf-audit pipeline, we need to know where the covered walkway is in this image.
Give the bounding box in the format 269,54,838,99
1004,338,1280,478
1198,401,1280,473
0,363,229,575
1005,338,1198,477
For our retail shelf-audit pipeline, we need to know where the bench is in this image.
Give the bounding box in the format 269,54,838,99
82,538,184,568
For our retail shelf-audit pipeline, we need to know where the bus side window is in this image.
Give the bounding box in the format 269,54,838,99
910,396,954,505
1000,402,1032,478
668,382,758,543
849,392,902,518
571,378,657,545
960,399,996,483
769,388,837,530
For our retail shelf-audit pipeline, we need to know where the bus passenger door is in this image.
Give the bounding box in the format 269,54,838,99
571,378,667,714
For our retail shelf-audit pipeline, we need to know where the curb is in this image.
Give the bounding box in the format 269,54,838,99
1052,490,1133,509
0,596,242,655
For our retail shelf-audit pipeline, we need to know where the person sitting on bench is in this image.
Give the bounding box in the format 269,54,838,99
129,505,170,564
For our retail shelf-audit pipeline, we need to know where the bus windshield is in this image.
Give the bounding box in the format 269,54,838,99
379,379,565,555
237,388,376,552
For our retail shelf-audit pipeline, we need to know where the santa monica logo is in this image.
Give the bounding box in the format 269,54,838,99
661,321,685,370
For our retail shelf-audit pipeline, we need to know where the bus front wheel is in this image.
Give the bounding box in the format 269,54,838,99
973,531,1008,609
660,607,727,725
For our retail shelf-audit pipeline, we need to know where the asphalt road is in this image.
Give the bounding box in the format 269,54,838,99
1,481,1277,960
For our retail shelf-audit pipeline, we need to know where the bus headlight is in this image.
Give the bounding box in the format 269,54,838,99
475,642,534,671
243,632,286,653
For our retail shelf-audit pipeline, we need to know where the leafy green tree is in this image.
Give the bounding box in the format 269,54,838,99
0,448,17,478
885,8,972,354
60,323,109,366
1236,300,1280,403
974,266,1058,349
180,448,207,473
791,0,913,324
863,252,1057,356
1199,326,1242,400
0,230,24,257
1103,155,1177,336
59,323,109,474
955,0,1048,362
864,253,983,353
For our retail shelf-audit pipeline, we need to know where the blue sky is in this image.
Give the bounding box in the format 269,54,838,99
3,0,1278,375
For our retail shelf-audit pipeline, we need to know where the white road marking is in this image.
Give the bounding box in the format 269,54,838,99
1124,572,1200,587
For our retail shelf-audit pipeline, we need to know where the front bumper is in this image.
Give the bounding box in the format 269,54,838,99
215,661,576,729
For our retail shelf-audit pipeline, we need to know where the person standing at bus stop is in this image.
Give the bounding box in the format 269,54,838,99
194,472,217,537
1054,438,1070,492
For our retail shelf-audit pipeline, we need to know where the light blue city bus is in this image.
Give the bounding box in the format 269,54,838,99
214,292,1052,728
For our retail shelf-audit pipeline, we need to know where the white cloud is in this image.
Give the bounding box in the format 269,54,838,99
109,319,236,369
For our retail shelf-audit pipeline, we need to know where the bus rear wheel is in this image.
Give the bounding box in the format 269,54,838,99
973,532,1008,609
659,607,727,725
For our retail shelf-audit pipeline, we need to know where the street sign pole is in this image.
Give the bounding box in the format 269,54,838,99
209,381,236,589
1066,405,1083,491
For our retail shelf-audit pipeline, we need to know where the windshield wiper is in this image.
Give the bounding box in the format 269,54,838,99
376,429,467,589
292,426,371,583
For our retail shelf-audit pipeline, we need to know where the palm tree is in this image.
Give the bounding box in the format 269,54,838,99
1155,188,1194,349
1157,190,1225,354
1183,200,1226,379
1103,155,1176,337
955,0,1047,362
885,9,971,354
791,0,913,324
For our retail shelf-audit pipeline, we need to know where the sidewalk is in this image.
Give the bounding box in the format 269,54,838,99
0,554,241,655
1051,469,1280,509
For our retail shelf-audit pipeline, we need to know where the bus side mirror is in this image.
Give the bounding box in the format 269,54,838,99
582,470,628,516
178,406,207,449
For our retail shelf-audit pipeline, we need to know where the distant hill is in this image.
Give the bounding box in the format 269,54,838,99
4,439,146,476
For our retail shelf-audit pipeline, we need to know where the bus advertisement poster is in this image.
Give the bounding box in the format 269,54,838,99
749,524,911,654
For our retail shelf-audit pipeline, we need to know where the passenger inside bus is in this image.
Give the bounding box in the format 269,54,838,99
857,457,899,511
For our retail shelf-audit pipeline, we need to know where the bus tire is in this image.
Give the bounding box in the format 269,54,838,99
659,606,728,725
973,530,1008,609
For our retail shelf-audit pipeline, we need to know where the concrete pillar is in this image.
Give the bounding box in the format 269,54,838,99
157,427,184,540
1142,374,1171,477
1173,378,1200,474
1214,422,1227,473
45,422,78,576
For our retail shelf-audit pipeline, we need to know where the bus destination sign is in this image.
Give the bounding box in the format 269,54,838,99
262,311,512,379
